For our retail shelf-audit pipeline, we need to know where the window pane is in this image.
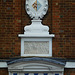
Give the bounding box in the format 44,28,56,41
13,73,17,75
25,73,29,75
34,73,38,75
55,74,59,75
44,73,48,75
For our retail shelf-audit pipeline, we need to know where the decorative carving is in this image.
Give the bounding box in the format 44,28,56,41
24,0,49,35
25,0,48,20
8,62,64,72
18,0,55,57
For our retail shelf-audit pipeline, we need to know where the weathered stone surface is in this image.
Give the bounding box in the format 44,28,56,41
24,41,49,54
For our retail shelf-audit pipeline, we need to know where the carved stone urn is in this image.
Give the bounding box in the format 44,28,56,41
25,0,49,35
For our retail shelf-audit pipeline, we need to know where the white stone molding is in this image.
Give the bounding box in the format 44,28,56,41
0,62,8,68
18,34,55,38
0,61,75,68
8,61,64,72
65,62,75,68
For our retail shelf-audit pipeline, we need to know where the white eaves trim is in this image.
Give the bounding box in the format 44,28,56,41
65,62,75,68
0,62,75,68
0,62,8,68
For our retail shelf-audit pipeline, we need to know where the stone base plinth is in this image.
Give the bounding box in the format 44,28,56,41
24,20,49,36
18,34,55,57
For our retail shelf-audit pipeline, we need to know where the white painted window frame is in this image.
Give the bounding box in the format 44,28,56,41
9,72,63,75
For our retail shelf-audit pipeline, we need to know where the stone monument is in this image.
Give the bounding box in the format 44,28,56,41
18,0,55,57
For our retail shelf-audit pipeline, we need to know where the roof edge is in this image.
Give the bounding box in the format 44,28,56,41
7,57,65,66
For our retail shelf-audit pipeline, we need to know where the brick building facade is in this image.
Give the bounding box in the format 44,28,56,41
0,0,75,75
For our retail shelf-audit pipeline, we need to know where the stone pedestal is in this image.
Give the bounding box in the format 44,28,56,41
18,34,55,57
24,20,49,35
18,0,55,57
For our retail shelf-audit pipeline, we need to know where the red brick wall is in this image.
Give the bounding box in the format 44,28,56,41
0,68,8,75
64,69,75,75
0,0,21,58
52,0,75,58
0,0,75,58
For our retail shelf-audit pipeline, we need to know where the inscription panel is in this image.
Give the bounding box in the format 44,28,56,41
24,41,49,54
